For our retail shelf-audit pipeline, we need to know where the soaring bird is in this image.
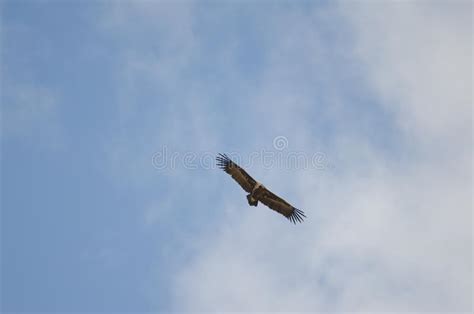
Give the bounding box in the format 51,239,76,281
216,153,306,223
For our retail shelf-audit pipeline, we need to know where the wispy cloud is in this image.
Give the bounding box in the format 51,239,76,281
342,1,472,145
169,2,472,312
2,83,62,148
97,1,471,312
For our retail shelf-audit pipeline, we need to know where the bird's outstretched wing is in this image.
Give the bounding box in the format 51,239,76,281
258,187,306,224
216,153,256,193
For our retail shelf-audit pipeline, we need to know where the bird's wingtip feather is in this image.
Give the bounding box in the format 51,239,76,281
288,208,305,224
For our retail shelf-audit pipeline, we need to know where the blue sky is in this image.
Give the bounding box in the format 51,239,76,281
1,1,472,312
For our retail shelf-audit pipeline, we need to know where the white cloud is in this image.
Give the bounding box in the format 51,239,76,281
342,1,472,146
98,1,471,311
99,2,209,185
172,149,471,311
168,2,472,312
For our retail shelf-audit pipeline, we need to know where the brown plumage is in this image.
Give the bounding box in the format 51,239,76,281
216,153,306,224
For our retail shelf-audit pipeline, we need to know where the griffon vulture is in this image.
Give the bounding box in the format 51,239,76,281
216,153,306,223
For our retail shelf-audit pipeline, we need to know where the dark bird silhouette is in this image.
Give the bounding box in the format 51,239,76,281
216,153,306,224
